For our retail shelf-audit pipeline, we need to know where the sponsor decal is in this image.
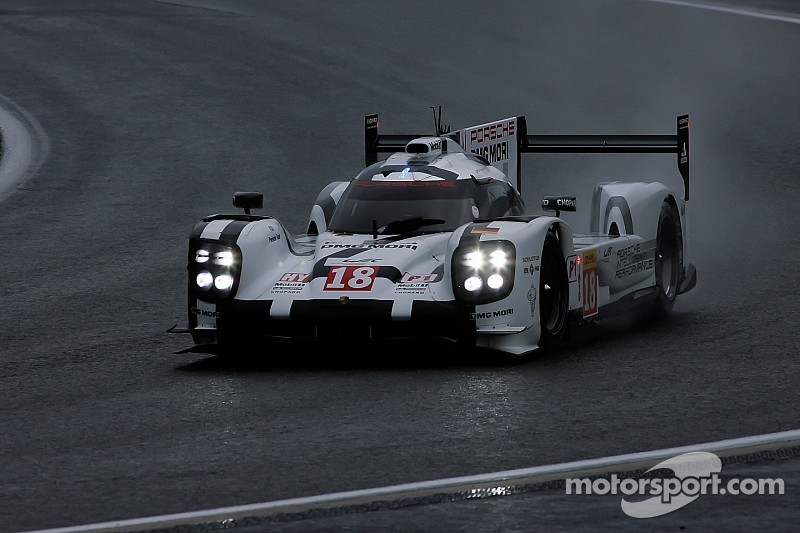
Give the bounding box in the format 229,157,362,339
324,266,377,291
543,197,576,210
279,273,311,283
582,249,598,318
400,272,438,283
616,258,655,278
524,264,539,275
527,284,537,317
615,244,655,278
679,117,690,166
468,120,516,144
395,285,429,294
321,242,419,250
459,117,518,178
271,272,311,294
470,308,514,320
567,255,580,283
425,139,442,151
616,244,641,258
523,255,540,275
471,227,499,235
190,306,221,318
471,141,509,164
325,257,382,266
268,233,280,243
557,197,576,208
396,272,439,294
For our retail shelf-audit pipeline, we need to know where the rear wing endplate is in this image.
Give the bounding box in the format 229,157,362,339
365,113,690,200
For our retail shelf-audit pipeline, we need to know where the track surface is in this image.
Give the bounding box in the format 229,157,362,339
0,1,798,531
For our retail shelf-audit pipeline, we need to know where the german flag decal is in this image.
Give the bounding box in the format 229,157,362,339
470,227,499,235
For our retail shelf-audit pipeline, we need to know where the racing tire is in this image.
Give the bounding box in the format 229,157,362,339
538,231,569,348
650,200,682,319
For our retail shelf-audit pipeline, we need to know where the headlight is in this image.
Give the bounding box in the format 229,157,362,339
464,276,483,292
214,273,234,291
487,274,504,289
188,240,241,301
464,251,484,269
489,250,507,267
196,271,213,290
213,251,234,266
452,240,515,304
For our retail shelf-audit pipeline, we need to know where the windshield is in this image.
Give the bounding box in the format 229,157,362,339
327,180,480,234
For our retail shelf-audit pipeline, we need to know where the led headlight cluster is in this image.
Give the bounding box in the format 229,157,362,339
188,241,241,301
452,240,516,304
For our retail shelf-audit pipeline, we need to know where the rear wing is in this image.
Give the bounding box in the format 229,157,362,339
365,113,690,200
522,115,690,200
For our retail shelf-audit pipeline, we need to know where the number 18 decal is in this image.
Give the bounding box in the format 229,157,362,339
582,250,598,318
324,266,377,291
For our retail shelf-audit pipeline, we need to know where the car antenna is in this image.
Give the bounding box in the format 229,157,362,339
430,105,450,137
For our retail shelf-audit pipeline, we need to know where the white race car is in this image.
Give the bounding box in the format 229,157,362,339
177,112,696,357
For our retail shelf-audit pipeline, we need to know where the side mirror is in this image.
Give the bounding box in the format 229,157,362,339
232,192,263,214
542,196,576,218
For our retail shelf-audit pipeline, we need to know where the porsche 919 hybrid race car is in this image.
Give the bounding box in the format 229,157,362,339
176,112,697,357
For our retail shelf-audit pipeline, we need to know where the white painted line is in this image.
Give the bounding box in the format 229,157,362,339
0,102,32,202
0,93,49,204
25,428,800,533
644,0,800,24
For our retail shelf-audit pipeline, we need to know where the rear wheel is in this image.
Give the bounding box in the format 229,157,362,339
651,200,682,318
539,232,568,347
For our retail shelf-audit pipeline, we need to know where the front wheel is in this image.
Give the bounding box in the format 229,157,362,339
538,232,569,348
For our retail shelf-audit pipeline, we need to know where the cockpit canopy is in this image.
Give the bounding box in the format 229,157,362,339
327,159,525,235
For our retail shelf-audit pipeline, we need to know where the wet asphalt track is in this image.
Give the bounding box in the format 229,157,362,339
0,0,799,531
